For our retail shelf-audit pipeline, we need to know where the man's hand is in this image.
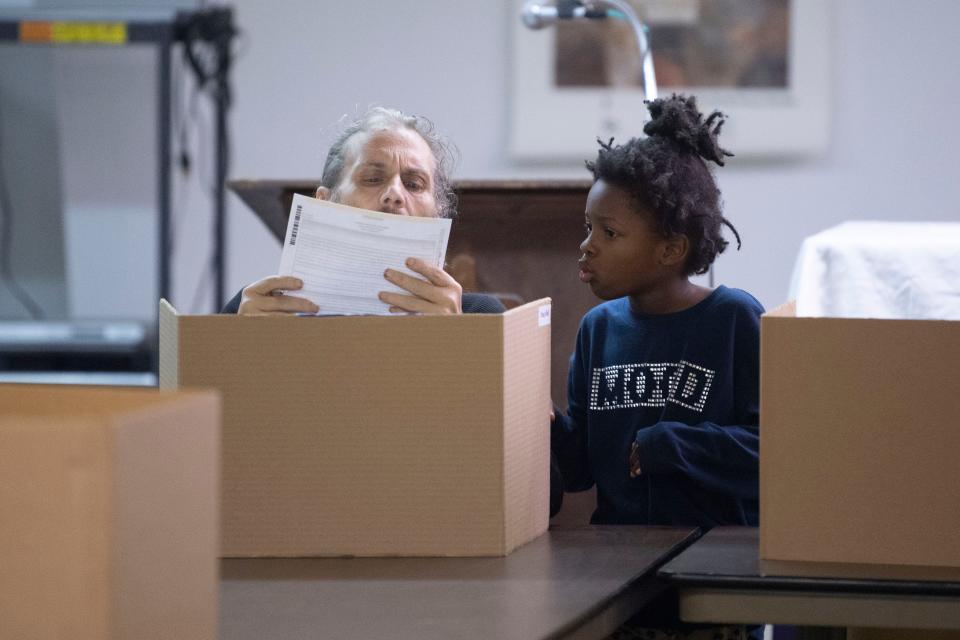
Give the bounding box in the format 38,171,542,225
629,442,642,478
379,257,462,315
237,276,320,316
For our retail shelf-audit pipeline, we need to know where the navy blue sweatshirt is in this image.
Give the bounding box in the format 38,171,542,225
552,285,763,527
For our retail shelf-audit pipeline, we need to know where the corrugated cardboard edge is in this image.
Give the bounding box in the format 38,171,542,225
759,304,785,562
761,557,960,583
158,299,179,391
110,391,221,640
765,300,796,318
759,299,795,562
501,298,551,554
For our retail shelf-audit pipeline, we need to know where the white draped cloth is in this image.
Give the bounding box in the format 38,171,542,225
788,221,960,320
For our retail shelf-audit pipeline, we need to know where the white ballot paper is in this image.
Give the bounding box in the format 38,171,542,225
278,194,452,315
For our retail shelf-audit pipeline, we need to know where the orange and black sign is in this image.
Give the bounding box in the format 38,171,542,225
19,21,127,45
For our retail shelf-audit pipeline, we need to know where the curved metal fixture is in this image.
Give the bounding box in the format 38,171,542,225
521,0,658,100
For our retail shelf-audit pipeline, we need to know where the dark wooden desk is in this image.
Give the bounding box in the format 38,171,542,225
658,527,960,632
219,526,698,640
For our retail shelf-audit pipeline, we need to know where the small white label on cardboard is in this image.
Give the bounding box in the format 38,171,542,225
538,305,551,327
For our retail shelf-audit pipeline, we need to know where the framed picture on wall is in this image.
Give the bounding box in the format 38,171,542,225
510,0,832,160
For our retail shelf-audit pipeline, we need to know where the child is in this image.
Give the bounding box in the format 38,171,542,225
552,94,763,530
553,92,764,640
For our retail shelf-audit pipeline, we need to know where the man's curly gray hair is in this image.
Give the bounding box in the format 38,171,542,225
320,107,458,219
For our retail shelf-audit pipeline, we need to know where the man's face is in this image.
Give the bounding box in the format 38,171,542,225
319,127,439,217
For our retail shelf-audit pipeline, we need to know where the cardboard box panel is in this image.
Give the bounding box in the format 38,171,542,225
160,298,551,557
502,302,552,552
0,385,220,639
1,415,112,639
761,304,960,567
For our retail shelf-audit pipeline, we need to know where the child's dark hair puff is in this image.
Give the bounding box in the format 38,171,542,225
586,94,742,275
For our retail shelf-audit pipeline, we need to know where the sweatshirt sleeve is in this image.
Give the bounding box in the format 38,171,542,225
221,289,243,314
551,328,594,492
634,421,759,499
634,297,762,500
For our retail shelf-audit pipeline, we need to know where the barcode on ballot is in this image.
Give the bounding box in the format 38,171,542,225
289,204,302,246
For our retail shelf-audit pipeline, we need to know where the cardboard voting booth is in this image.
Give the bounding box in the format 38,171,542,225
0,385,220,640
159,298,552,557
760,302,960,568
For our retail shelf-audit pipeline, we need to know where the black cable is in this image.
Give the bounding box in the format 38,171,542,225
174,7,237,312
177,7,235,107
175,86,226,315
174,52,221,313
0,94,45,320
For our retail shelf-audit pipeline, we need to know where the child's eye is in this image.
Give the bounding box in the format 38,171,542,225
604,227,618,239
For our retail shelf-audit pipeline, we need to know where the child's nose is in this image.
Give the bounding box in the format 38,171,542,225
580,236,595,255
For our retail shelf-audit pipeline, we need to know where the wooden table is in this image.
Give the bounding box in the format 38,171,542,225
658,527,960,636
219,526,698,640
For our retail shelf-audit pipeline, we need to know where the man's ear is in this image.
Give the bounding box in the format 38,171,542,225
315,186,331,201
659,234,689,267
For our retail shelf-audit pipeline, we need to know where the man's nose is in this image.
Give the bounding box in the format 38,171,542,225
380,176,404,208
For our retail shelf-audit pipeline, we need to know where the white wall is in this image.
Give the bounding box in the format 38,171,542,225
5,0,959,319
219,0,521,311
714,0,960,308
212,0,960,314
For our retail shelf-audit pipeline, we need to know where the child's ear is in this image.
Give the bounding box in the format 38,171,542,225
659,234,689,267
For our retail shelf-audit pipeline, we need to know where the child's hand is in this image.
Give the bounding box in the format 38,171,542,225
629,442,642,478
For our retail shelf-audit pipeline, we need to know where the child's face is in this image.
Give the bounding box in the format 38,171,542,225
579,180,675,300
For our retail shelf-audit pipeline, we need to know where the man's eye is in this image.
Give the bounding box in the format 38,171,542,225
405,180,425,191
362,176,382,184
584,223,592,235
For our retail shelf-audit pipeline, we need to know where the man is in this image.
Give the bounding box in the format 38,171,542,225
222,106,503,315
222,107,564,517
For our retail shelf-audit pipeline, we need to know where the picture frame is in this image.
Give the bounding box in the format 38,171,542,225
510,0,832,160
